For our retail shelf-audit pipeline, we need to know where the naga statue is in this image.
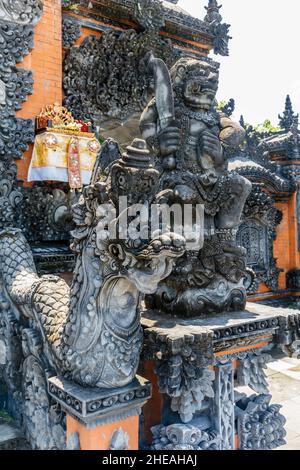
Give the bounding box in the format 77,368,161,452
0,138,185,448
140,54,252,316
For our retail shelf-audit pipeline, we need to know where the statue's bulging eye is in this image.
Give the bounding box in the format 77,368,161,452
189,83,201,94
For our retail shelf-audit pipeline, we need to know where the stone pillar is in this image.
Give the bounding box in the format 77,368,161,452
47,376,151,450
213,362,235,450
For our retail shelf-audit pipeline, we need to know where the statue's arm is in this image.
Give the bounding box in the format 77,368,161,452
139,99,160,153
219,113,246,149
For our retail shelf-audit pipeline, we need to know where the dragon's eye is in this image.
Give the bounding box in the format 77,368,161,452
118,174,126,186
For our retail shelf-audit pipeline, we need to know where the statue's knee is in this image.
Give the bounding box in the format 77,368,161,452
231,175,252,198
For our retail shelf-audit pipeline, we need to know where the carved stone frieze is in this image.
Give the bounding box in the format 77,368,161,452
22,355,66,450
151,424,220,450
0,286,23,424
236,394,286,450
0,0,43,25
143,320,214,423
62,17,82,49
0,4,41,180
133,0,165,31
0,118,34,162
48,375,151,425
0,68,33,119
0,162,23,229
63,30,177,125
0,22,35,71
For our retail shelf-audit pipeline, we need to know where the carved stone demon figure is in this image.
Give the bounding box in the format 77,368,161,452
140,56,252,315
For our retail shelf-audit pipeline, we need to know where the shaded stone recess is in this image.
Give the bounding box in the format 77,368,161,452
141,302,299,450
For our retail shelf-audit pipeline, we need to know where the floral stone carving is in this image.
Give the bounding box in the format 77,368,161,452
63,29,177,125
151,424,220,450
0,139,185,447
236,394,286,450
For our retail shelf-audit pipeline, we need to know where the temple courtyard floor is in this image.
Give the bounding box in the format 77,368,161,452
266,352,300,450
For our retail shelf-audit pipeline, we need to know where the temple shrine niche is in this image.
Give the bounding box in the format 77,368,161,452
0,0,299,453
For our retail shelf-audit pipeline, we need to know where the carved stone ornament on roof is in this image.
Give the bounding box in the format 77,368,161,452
204,0,223,25
203,0,231,56
0,0,43,25
278,95,299,132
133,0,165,31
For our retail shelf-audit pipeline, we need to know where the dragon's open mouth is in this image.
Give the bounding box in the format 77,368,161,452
118,233,186,293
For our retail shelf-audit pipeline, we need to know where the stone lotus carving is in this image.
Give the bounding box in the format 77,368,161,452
0,137,185,448
141,55,252,316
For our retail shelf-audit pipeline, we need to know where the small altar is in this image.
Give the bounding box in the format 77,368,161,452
140,303,300,450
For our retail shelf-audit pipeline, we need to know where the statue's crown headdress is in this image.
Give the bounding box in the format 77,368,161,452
170,57,220,86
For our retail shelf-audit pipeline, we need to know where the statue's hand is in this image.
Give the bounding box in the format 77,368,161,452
158,126,181,157
201,130,224,167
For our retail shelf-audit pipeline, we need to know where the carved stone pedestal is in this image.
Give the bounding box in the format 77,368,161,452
48,375,152,450
140,303,300,450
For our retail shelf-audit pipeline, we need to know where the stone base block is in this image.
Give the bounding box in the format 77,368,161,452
48,375,152,450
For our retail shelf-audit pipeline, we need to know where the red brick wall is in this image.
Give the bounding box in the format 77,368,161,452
16,0,62,183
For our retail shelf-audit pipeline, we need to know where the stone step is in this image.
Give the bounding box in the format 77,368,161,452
0,418,29,450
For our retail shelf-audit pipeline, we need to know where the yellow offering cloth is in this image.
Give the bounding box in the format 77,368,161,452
28,129,100,187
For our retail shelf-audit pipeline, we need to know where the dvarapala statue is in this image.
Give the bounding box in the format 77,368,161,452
140,54,252,316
